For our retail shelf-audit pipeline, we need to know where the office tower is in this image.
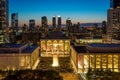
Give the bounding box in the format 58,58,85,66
11,13,18,28
41,16,48,32
52,16,56,29
0,0,9,30
29,19,35,29
66,18,72,31
108,0,120,39
110,0,120,8
57,16,62,30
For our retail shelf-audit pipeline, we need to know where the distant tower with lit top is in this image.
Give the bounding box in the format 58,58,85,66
52,16,56,30
57,16,62,31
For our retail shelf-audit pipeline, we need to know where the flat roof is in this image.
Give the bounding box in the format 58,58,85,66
72,44,120,54
0,43,26,48
0,46,38,54
22,45,38,53
88,44,120,47
0,43,38,54
73,46,87,53
41,31,69,39
86,44,120,53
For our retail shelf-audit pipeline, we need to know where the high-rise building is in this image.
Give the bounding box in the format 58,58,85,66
52,16,56,29
0,0,9,30
110,0,120,8
29,19,35,29
41,16,48,38
66,18,72,31
11,13,18,28
57,16,62,30
108,0,120,39
41,16,48,32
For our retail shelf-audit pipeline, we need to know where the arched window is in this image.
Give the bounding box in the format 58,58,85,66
41,40,46,51
47,40,52,52
59,40,64,52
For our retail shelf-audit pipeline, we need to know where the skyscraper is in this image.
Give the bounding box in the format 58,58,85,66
0,0,9,30
29,19,35,29
11,13,18,28
66,18,72,31
57,16,62,30
110,0,120,8
108,0,120,39
52,16,56,29
41,16,48,32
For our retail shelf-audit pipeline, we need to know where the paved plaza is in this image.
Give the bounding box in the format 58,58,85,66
36,57,74,73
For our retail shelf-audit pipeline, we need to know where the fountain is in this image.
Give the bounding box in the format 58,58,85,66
52,54,59,67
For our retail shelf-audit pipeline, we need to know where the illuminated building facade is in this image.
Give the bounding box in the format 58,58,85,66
71,44,120,73
108,0,120,39
0,43,39,70
107,8,120,39
0,0,9,30
11,13,18,28
29,19,35,29
40,31,70,57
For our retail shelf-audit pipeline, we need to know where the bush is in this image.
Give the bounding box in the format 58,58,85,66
2,69,63,80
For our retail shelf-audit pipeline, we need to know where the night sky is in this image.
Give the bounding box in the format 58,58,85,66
9,0,110,26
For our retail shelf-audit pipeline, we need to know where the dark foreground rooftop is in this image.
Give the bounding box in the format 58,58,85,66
0,43,38,54
87,44,120,53
73,46,87,53
22,45,38,53
88,44,120,47
73,44,120,54
0,43,26,48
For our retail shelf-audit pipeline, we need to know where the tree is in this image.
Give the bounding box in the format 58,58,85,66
101,21,107,34
86,68,92,80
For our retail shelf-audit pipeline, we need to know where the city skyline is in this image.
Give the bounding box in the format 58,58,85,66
9,0,110,26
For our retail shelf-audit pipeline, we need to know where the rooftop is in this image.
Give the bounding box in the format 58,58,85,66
0,43,26,48
22,45,38,53
0,43,38,54
88,44,120,47
86,44,120,53
73,46,87,53
73,44,120,54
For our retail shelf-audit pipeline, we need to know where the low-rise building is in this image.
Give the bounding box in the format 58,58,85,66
71,44,120,73
40,31,70,57
0,43,39,70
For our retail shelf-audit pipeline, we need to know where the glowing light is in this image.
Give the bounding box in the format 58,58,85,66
58,15,61,17
52,55,59,67
32,58,40,70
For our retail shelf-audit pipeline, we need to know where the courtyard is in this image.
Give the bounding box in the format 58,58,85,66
36,57,74,73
